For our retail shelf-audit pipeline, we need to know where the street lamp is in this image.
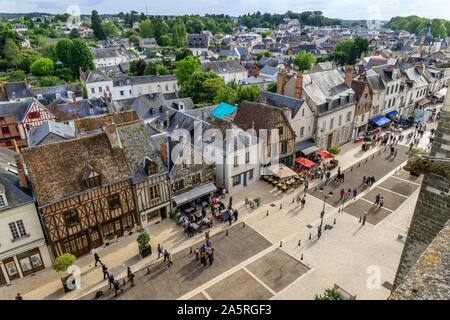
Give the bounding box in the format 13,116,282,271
319,187,334,228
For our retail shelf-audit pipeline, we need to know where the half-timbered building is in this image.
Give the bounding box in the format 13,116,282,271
232,100,296,168
19,126,137,258
117,120,171,227
0,98,56,147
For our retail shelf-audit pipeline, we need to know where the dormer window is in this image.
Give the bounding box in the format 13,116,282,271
83,164,101,189
0,191,8,208
143,157,158,176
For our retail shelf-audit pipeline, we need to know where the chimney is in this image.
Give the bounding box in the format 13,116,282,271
165,111,170,127
344,64,353,87
295,71,303,99
276,68,286,95
24,77,29,89
105,124,119,148
209,62,213,72
12,139,18,152
160,143,167,166
14,154,29,189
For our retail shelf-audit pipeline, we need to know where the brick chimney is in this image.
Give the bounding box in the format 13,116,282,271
276,68,286,95
295,71,303,99
344,64,353,87
12,139,18,152
160,143,167,166
14,154,29,189
105,124,119,148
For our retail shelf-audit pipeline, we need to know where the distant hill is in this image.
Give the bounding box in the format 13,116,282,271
384,16,449,38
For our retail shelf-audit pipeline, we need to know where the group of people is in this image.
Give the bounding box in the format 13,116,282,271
194,233,215,266
157,244,174,268
374,194,384,208
176,203,212,237
94,252,135,298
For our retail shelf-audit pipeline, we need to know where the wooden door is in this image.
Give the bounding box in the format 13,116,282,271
90,227,102,249
114,219,123,238
327,134,333,149
2,258,20,281
160,207,167,219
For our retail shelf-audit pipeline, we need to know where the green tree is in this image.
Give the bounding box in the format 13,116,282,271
159,35,171,47
69,28,80,39
53,253,76,273
68,38,95,76
56,38,73,65
39,41,58,62
431,19,447,38
129,34,139,46
293,50,315,71
214,85,237,105
174,56,200,86
136,59,147,76
256,51,274,60
237,85,260,103
175,48,193,61
144,61,158,75
179,71,222,104
38,76,61,87
152,18,170,44
4,38,21,69
91,10,105,40
102,21,118,38
30,57,54,76
0,28,22,57
157,64,171,75
140,19,154,38
7,70,26,81
52,67,74,82
314,288,343,300
19,50,41,73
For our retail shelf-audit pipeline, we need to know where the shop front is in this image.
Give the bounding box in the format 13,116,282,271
172,182,217,211
0,241,50,286
368,115,390,131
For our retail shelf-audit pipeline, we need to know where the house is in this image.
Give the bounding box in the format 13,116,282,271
31,84,83,104
117,121,171,227
74,110,139,137
258,65,279,81
232,101,296,168
28,121,75,147
351,79,372,138
280,68,357,149
89,47,135,69
246,61,262,77
0,98,57,147
206,117,261,194
0,148,52,286
2,81,33,102
200,60,247,84
82,69,114,100
255,91,315,158
186,34,210,57
19,127,138,258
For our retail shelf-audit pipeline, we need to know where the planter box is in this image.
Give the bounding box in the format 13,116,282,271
139,246,152,258
61,276,75,293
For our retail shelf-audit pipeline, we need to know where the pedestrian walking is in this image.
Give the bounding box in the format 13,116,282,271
127,266,132,282
393,149,398,158
352,189,357,201
296,195,301,205
234,209,238,221
341,173,345,183
409,142,413,151
317,226,322,239
167,253,173,268
200,250,207,266
374,194,380,206
194,248,199,260
113,280,123,297
304,180,309,193
222,187,226,199
94,252,103,267
157,244,163,259
362,176,366,185
108,274,115,289
301,197,306,209
340,189,344,200
15,293,23,300
379,197,384,208
362,211,367,225
129,272,135,287
163,249,169,262
102,264,109,280
208,249,215,266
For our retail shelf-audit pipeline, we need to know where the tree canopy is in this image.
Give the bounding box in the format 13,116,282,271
174,56,200,86
293,50,315,71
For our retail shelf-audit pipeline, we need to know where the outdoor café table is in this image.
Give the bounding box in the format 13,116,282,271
277,183,284,188
185,207,194,213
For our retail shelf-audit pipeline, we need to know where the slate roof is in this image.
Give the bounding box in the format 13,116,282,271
0,148,34,212
130,75,176,85
74,110,139,134
117,120,169,184
259,65,278,77
45,98,110,121
255,91,304,118
186,34,209,48
28,121,75,146
404,67,428,88
4,82,33,100
365,74,386,92
0,100,32,122
200,60,246,74
129,92,168,120
84,69,111,83
32,84,82,101
21,131,132,207
302,69,355,108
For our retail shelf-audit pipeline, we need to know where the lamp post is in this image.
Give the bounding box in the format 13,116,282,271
319,187,334,228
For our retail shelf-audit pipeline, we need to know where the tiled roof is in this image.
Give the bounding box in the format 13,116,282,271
200,60,246,74
5,82,32,100
21,132,132,207
28,121,75,146
75,110,139,134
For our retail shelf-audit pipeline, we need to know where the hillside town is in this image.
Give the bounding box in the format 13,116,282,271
0,10,449,302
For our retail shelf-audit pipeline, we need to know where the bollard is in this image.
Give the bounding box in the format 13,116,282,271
190,247,192,254
267,210,269,216
309,233,311,240
293,198,295,203
123,279,126,286
301,254,303,260
359,216,362,223
243,222,245,228
334,218,336,225
379,150,381,155
365,159,367,163
351,167,353,171
372,154,374,159
358,162,361,167
298,240,301,246
280,203,282,210
280,241,282,247
147,267,150,274
226,229,229,236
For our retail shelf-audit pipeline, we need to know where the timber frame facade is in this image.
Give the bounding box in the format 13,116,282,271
39,179,137,258
268,111,296,168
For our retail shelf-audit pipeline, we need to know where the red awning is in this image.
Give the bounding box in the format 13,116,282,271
316,149,334,159
295,157,315,167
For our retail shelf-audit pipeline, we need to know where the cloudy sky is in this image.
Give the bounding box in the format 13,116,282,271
1,0,449,20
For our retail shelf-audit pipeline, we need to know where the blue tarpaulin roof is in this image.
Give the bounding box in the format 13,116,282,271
415,118,424,122
370,115,391,126
386,110,398,117
401,116,409,120
211,102,236,119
